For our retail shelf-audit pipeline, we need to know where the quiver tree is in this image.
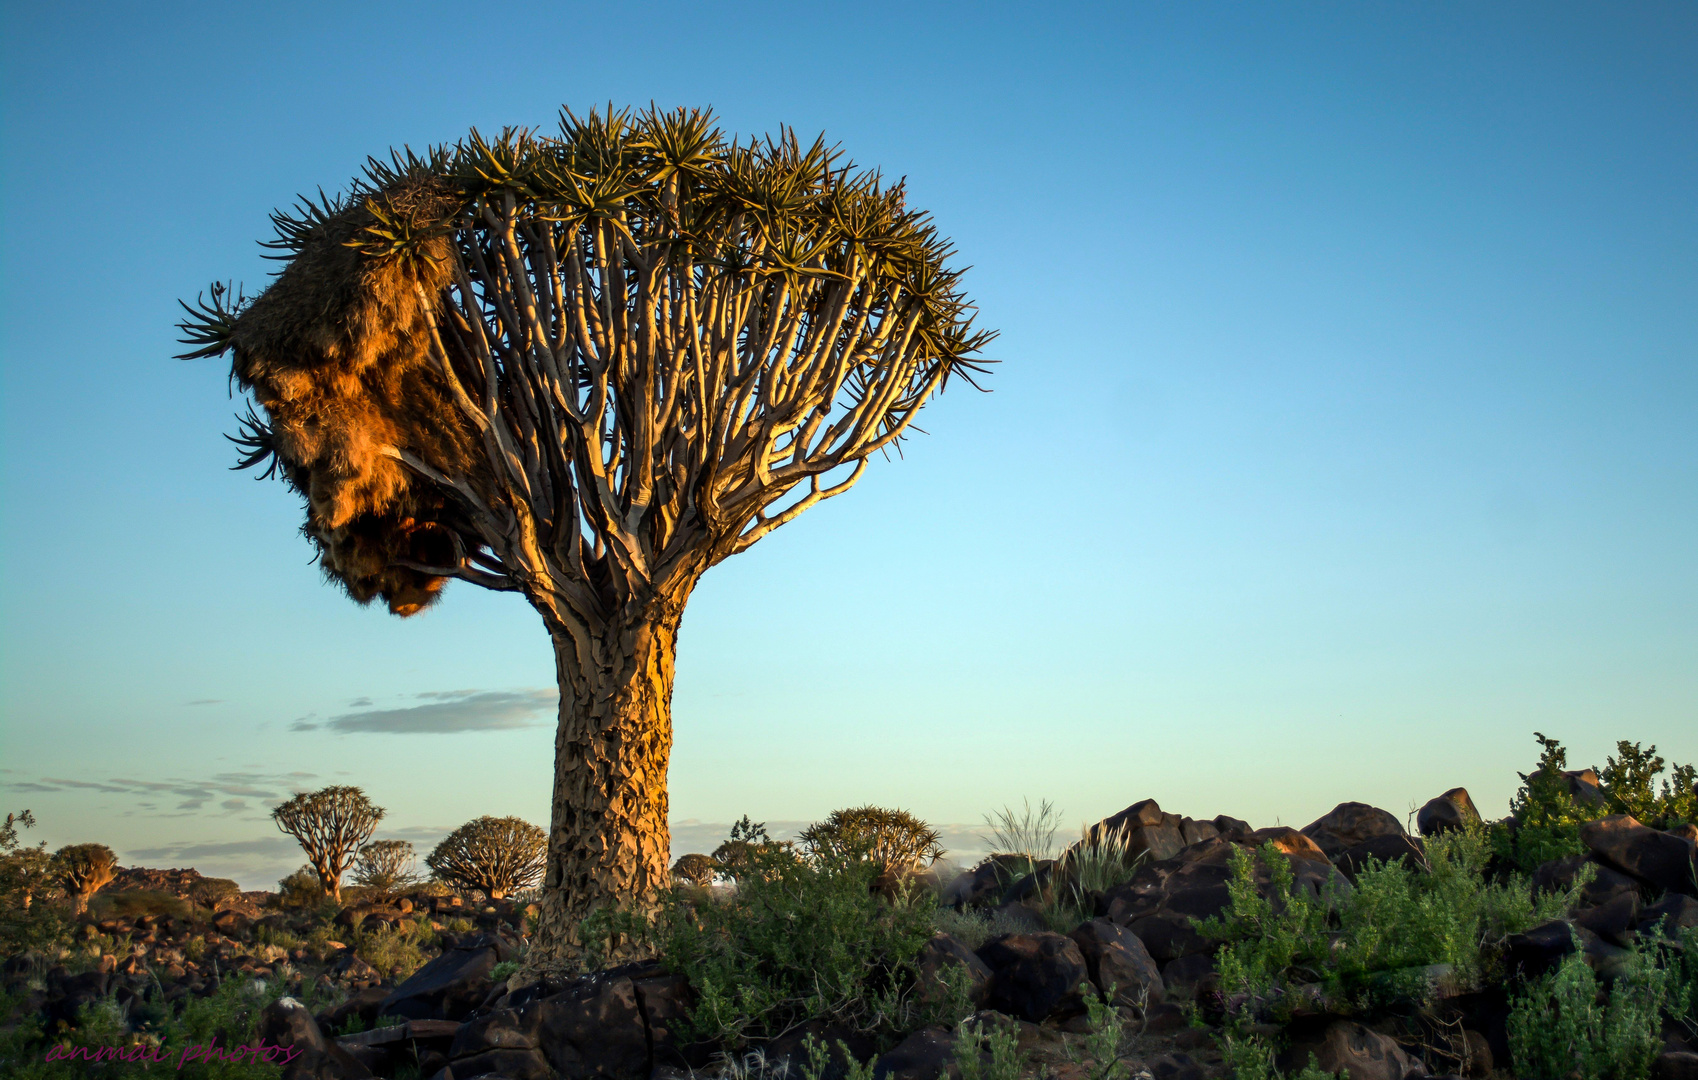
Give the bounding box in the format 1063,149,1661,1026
271,786,385,901
670,852,718,888
179,106,993,956
350,839,419,895
426,816,546,900
798,806,943,875
52,844,117,915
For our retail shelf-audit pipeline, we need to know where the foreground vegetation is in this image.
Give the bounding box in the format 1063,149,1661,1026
2,732,1695,1080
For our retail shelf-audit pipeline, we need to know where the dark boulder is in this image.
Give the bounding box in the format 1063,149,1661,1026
874,1025,958,1080
1504,920,1592,980
1302,803,1408,860
1068,918,1164,1008
1416,789,1481,837
943,861,1012,910
529,966,652,1080
256,996,373,1080
1655,1052,1698,1080
1126,912,1211,964
1148,1052,1209,1080
1581,815,1698,897
1160,954,1217,1002
1573,892,1641,946
759,1020,880,1080
1087,800,1187,863
1280,1020,1421,1080
1532,854,1640,908
1640,893,1698,935
379,937,500,1022
976,932,1092,1022
917,932,994,1009
1335,835,1428,881
1253,826,1330,861
316,986,389,1036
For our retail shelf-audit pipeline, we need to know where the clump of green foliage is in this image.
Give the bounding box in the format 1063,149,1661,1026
0,810,69,956
1044,821,1146,932
981,798,1064,873
353,918,437,978
1492,733,1698,872
1199,828,1576,1021
275,866,324,909
1507,932,1684,1080
953,1015,1023,1080
933,904,1036,950
582,830,940,1047
0,972,342,1079
1600,740,1698,828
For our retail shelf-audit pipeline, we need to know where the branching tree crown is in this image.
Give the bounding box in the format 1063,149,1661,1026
350,838,420,895
426,816,545,900
271,786,385,901
53,843,117,915
798,805,944,874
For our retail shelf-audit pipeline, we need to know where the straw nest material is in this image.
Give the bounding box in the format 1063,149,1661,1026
227,178,482,616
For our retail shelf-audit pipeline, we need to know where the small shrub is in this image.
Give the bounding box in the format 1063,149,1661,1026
981,798,1063,865
354,920,436,979
489,959,521,984
277,865,323,908
188,877,242,908
0,810,71,955
1045,821,1145,931
1508,938,1668,1080
1491,733,1593,873
582,840,938,1046
953,1015,1022,1080
711,816,790,881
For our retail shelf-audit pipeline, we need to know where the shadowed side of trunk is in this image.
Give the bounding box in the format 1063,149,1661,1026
536,599,686,961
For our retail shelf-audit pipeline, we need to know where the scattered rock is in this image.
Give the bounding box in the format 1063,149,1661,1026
1068,918,1164,1009
976,932,1092,1022
1416,789,1480,837
1581,815,1698,897
1302,803,1408,860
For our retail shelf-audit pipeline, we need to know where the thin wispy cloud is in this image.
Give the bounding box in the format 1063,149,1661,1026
16,771,318,815
292,689,555,735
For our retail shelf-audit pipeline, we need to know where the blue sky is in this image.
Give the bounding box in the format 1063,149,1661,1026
2,2,1693,888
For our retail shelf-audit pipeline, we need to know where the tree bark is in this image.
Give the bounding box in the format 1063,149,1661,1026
535,597,685,962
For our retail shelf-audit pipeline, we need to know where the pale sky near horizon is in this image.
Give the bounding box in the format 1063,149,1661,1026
2,2,1694,890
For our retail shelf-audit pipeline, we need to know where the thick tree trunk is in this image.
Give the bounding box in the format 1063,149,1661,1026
535,600,683,962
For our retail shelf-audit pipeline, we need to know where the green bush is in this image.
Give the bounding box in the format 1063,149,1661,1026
582,838,939,1046
0,973,343,1079
1600,740,1698,828
1199,828,1578,1020
1492,733,1698,873
353,919,436,978
0,810,71,956
1507,938,1668,1080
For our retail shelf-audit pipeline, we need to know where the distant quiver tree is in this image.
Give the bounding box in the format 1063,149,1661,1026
53,843,117,915
271,786,385,901
427,816,546,900
179,106,994,957
350,838,419,895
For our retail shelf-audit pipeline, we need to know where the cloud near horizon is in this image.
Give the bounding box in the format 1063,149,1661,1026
9,770,318,815
291,688,556,735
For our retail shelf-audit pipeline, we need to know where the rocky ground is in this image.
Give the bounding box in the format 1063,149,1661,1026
3,772,1696,1080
